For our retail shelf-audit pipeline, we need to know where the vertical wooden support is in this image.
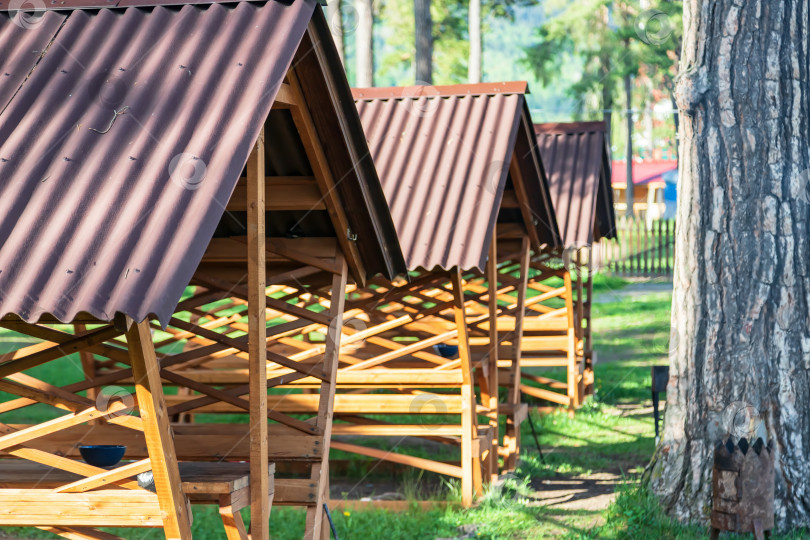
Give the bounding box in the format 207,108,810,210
563,268,578,412
75,325,97,403
305,255,347,540
484,233,499,482
450,269,480,506
247,129,269,540
504,237,530,471
574,249,586,403
584,249,594,396
127,320,192,540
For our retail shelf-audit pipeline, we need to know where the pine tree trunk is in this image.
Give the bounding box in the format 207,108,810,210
355,0,374,87
624,72,635,217
468,0,482,83
648,0,810,529
414,0,433,84
327,0,345,65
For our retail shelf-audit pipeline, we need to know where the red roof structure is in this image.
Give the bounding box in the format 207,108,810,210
0,0,405,325
611,159,678,186
534,121,617,246
353,82,560,271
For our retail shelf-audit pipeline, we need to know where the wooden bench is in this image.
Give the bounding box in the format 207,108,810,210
0,461,273,540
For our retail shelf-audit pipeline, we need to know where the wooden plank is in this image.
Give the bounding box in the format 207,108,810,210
159,370,318,435
273,82,296,106
6,424,323,461
163,390,465,415
520,384,570,406
0,402,129,452
127,320,192,539
450,269,479,506
40,526,126,540
0,489,162,527
226,177,324,211
504,237,530,471
273,478,318,506
306,256,348,539
1,447,139,490
246,127,270,540
55,459,153,493
484,231,499,482
193,273,331,327
286,68,365,286
0,326,121,378
330,441,463,478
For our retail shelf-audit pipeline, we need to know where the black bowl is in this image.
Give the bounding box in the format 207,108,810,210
79,445,126,467
435,344,459,358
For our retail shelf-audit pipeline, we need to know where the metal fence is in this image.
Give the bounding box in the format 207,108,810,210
596,218,676,277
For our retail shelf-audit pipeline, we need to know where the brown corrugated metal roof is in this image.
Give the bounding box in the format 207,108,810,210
534,121,617,246
0,1,317,325
353,83,559,271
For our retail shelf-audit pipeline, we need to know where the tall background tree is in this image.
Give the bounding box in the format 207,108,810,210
524,0,681,215
648,0,810,528
356,0,375,86
327,0,345,64
468,0,482,83
414,0,433,82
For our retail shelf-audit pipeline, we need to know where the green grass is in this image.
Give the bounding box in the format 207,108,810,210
7,279,800,539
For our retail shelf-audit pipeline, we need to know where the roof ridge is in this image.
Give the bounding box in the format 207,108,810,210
351,81,529,101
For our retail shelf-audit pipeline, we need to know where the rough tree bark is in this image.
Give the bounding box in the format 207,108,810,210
648,0,810,529
355,0,374,87
468,0,482,83
414,0,433,83
327,0,345,65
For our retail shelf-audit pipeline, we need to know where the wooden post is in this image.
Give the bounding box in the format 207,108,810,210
485,233,499,482
127,320,192,540
247,128,269,540
563,269,578,412
504,237,529,470
305,255,347,540
450,268,480,506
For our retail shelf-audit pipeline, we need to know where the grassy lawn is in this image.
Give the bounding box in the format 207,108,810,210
7,276,803,538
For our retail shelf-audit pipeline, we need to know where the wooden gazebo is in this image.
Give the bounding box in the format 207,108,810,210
0,2,404,539
495,121,617,411
335,83,561,502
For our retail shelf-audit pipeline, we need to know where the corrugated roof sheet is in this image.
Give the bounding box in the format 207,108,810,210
353,83,559,271
534,121,617,245
0,1,316,325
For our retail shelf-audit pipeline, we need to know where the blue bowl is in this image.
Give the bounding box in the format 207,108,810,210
435,344,459,359
79,445,126,467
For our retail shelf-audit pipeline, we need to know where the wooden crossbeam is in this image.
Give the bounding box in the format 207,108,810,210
159,370,318,435
54,459,153,493
194,273,331,326
0,324,129,368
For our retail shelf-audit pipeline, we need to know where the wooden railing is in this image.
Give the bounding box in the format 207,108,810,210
596,218,676,277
